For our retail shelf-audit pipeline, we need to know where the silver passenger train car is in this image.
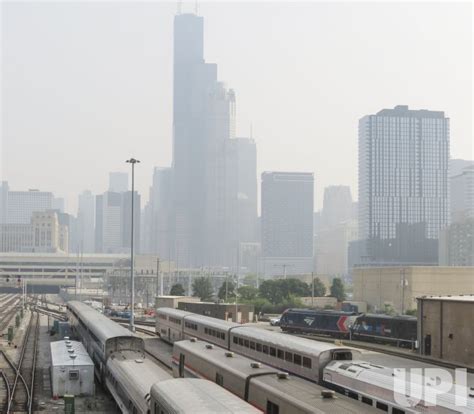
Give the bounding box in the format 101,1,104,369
172,339,379,414
324,361,474,414
150,379,262,414
156,307,358,383
106,351,171,414
67,301,145,379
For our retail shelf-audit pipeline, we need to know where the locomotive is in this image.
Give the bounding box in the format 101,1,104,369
279,308,417,347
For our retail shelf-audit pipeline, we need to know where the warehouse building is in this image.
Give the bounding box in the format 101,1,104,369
353,266,474,313
417,295,474,367
177,301,255,323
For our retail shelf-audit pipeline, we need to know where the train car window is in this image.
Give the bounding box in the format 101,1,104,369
303,357,312,368
239,337,244,346
348,391,358,400
270,347,276,357
293,354,302,365
262,345,269,354
277,349,284,359
362,396,373,405
256,343,262,352
250,341,256,350
233,337,238,344
216,373,224,386
244,339,250,348
267,400,280,414
285,352,293,362
222,333,226,340
376,402,389,412
205,328,208,334
392,408,405,414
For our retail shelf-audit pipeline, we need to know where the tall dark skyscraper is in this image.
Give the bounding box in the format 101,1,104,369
354,105,449,266
170,13,252,269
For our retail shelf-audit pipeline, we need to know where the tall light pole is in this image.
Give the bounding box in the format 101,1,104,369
126,158,140,332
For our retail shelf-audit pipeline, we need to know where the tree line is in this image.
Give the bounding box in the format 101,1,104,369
169,276,347,314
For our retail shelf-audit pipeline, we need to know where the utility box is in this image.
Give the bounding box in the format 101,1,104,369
57,322,72,339
50,340,94,397
64,395,75,414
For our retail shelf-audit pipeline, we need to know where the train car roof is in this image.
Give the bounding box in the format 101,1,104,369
174,339,278,379
183,313,240,330
358,313,417,321
151,378,261,413
231,326,361,357
68,301,141,345
325,361,474,413
284,308,358,316
174,340,379,413
156,307,194,318
107,351,171,400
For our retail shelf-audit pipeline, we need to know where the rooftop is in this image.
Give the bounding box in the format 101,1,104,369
375,105,445,118
50,340,93,367
417,294,474,303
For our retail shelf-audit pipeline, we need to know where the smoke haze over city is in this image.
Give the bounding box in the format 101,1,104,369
2,1,472,212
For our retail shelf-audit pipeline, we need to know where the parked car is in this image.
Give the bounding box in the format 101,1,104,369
269,317,280,326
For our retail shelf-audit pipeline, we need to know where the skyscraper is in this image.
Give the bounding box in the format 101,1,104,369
261,172,314,276
3,184,53,224
315,185,357,276
450,165,474,223
109,172,128,193
172,13,240,268
77,190,95,253
142,167,174,257
234,138,258,244
320,185,353,230
95,190,140,254
356,105,449,265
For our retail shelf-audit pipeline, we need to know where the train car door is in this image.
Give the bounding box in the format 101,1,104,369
179,353,185,377
424,334,431,356
168,328,171,342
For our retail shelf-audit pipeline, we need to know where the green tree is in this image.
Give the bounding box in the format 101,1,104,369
218,280,236,301
259,280,285,304
237,285,259,301
330,278,346,302
383,303,396,316
169,283,185,296
285,278,311,297
311,277,326,297
192,277,214,301
405,308,417,316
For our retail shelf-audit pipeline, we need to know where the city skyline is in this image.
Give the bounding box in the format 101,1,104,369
2,2,472,214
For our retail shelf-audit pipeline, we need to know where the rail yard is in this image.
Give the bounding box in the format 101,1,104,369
0,294,473,413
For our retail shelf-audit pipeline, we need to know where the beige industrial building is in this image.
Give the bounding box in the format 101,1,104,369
353,266,474,313
417,295,474,367
155,295,200,309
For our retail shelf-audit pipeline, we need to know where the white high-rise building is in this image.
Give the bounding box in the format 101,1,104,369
356,105,449,265
5,187,53,224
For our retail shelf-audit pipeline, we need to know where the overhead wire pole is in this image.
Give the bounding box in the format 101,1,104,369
126,157,140,332
274,263,293,279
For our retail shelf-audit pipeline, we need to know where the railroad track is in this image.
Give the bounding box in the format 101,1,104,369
0,296,21,334
1,312,40,413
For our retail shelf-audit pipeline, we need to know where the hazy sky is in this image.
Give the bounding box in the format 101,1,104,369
2,1,472,214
